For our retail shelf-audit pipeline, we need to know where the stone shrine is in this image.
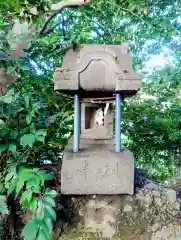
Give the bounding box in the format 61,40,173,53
54,44,141,195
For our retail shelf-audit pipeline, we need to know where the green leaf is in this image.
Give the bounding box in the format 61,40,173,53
21,65,29,71
35,135,45,143
21,199,31,209
39,174,46,186
23,95,30,109
36,129,47,136
26,178,40,189
8,143,16,153
0,144,8,152
26,177,41,193
29,198,38,212
5,172,14,183
20,134,36,148
40,219,52,238
31,187,41,194
7,179,17,194
44,189,57,198
30,123,36,134
23,219,39,240
37,228,49,240
0,129,9,136
44,218,53,234
1,89,14,103
0,119,6,126
36,201,45,220
0,196,9,214
16,176,26,194
26,112,32,124
7,66,15,74
44,205,56,222
11,130,19,138
43,197,56,207
17,107,24,113
14,71,21,78
19,168,33,182
20,190,32,205
43,172,55,181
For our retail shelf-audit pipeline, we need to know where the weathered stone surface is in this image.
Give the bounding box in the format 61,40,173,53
84,196,122,239
149,223,162,233
123,204,133,212
163,188,177,202
61,142,134,195
151,224,181,240
54,44,141,97
53,79,79,90
144,183,160,191
135,189,153,207
168,202,180,211
143,193,153,207
154,196,163,206
54,172,181,239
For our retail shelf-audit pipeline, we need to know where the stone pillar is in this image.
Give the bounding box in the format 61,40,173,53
73,94,81,152
115,93,122,152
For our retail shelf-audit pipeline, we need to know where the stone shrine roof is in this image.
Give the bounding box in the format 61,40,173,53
53,44,141,98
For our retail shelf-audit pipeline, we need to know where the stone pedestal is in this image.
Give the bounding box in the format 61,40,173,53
61,140,134,195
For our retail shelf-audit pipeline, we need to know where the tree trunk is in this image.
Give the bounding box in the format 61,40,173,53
0,69,15,95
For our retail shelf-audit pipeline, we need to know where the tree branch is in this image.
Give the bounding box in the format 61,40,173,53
51,0,92,11
40,0,92,35
50,43,75,55
41,22,60,35
1,0,93,61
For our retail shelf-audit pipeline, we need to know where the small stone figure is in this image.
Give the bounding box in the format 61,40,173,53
94,108,104,127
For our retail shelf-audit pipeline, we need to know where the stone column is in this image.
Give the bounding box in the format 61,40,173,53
73,94,81,152
115,93,122,152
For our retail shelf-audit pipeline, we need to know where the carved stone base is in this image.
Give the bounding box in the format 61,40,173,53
61,140,134,195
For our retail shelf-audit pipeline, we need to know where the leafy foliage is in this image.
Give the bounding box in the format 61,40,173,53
0,195,9,214
122,67,181,180
5,167,57,240
1,0,181,238
0,195,9,233
0,70,72,238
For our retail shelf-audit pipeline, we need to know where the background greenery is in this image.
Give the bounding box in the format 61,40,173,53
1,0,181,239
